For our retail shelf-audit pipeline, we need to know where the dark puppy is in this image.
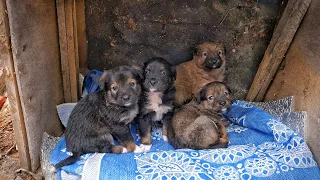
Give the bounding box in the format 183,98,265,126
136,57,176,151
175,42,226,107
167,82,231,150
53,66,145,170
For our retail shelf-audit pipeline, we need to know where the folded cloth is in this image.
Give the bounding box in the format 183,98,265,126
50,100,320,180
83,69,103,97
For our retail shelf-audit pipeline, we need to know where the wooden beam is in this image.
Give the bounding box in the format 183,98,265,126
57,0,79,102
76,0,87,69
246,0,312,101
0,0,31,170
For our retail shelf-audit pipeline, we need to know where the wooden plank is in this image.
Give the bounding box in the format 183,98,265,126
57,0,79,102
57,0,72,103
76,0,87,69
0,0,31,170
246,0,312,101
5,0,65,171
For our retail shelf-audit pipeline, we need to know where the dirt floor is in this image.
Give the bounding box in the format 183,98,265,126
0,69,37,179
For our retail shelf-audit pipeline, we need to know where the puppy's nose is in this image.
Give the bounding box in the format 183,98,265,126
150,78,157,86
220,101,226,106
122,94,131,101
212,59,218,64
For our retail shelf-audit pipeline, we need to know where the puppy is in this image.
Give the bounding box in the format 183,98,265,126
167,82,231,150
175,42,226,107
136,57,176,150
53,66,144,170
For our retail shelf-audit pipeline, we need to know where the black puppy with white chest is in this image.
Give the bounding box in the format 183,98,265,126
136,57,176,150
53,66,145,170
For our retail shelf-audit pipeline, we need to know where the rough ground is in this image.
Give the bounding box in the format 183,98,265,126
85,0,285,99
0,69,36,179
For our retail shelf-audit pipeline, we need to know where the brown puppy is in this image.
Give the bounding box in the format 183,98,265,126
175,42,226,107
167,82,231,150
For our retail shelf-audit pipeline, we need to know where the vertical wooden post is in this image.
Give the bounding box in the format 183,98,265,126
0,0,31,170
76,0,87,69
57,0,80,102
246,0,312,101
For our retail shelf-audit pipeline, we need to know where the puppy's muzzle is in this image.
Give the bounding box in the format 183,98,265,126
122,94,131,102
204,57,222,69
219,101,226,106
149,78,158,86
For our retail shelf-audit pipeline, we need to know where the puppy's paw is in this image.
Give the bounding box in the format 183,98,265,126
133,145,144,153
140,144,152,152
162,135,168,142
121,147,128,154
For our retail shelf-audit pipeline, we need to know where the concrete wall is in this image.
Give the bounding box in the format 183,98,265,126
265,0,320,165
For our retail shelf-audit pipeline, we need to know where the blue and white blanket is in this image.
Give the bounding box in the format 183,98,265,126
50,100,320,180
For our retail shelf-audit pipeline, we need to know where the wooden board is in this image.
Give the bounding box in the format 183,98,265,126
57,0,80,102
5,0,65,171
0,0,31,170
76,0,87,69
265,0,320,166
246,0,312,101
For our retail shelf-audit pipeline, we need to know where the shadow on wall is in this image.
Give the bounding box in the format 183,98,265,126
85,0,283,99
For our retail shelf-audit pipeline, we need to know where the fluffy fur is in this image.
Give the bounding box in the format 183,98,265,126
175,42,226,107
168,82,231,150
136,57,176,149
53,66,145,170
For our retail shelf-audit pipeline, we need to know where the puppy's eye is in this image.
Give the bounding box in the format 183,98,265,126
218,50,223,56
111,85,118,91
145,69,150,74
208,96,214,100
129,82,135,87
224,91,229,95
203,52,208,57
161,71,166,76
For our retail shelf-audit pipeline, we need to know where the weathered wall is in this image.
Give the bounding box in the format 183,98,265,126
6,0,64,171
265,0,320,165
85,0,284,99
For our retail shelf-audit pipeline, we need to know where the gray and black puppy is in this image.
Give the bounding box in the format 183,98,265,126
136,57,176,151
53,66,145,170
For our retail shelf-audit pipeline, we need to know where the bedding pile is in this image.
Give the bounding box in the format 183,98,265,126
50,100,320,180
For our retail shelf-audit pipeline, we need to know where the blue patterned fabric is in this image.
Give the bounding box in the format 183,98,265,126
50,100,320,180
83,69,103,94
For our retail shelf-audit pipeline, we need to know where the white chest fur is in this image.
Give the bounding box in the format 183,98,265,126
147,92,172,121
120,104,139,124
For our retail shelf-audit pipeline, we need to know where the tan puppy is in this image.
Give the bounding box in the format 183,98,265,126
167,82,231,150
175,42,226,107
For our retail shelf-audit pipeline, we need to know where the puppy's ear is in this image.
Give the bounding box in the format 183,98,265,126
99,70,110,90
227,85,231,94
193,46,200,57
218,45,226,58
171,65,176,80
195,88,206,104
132,65,143,80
